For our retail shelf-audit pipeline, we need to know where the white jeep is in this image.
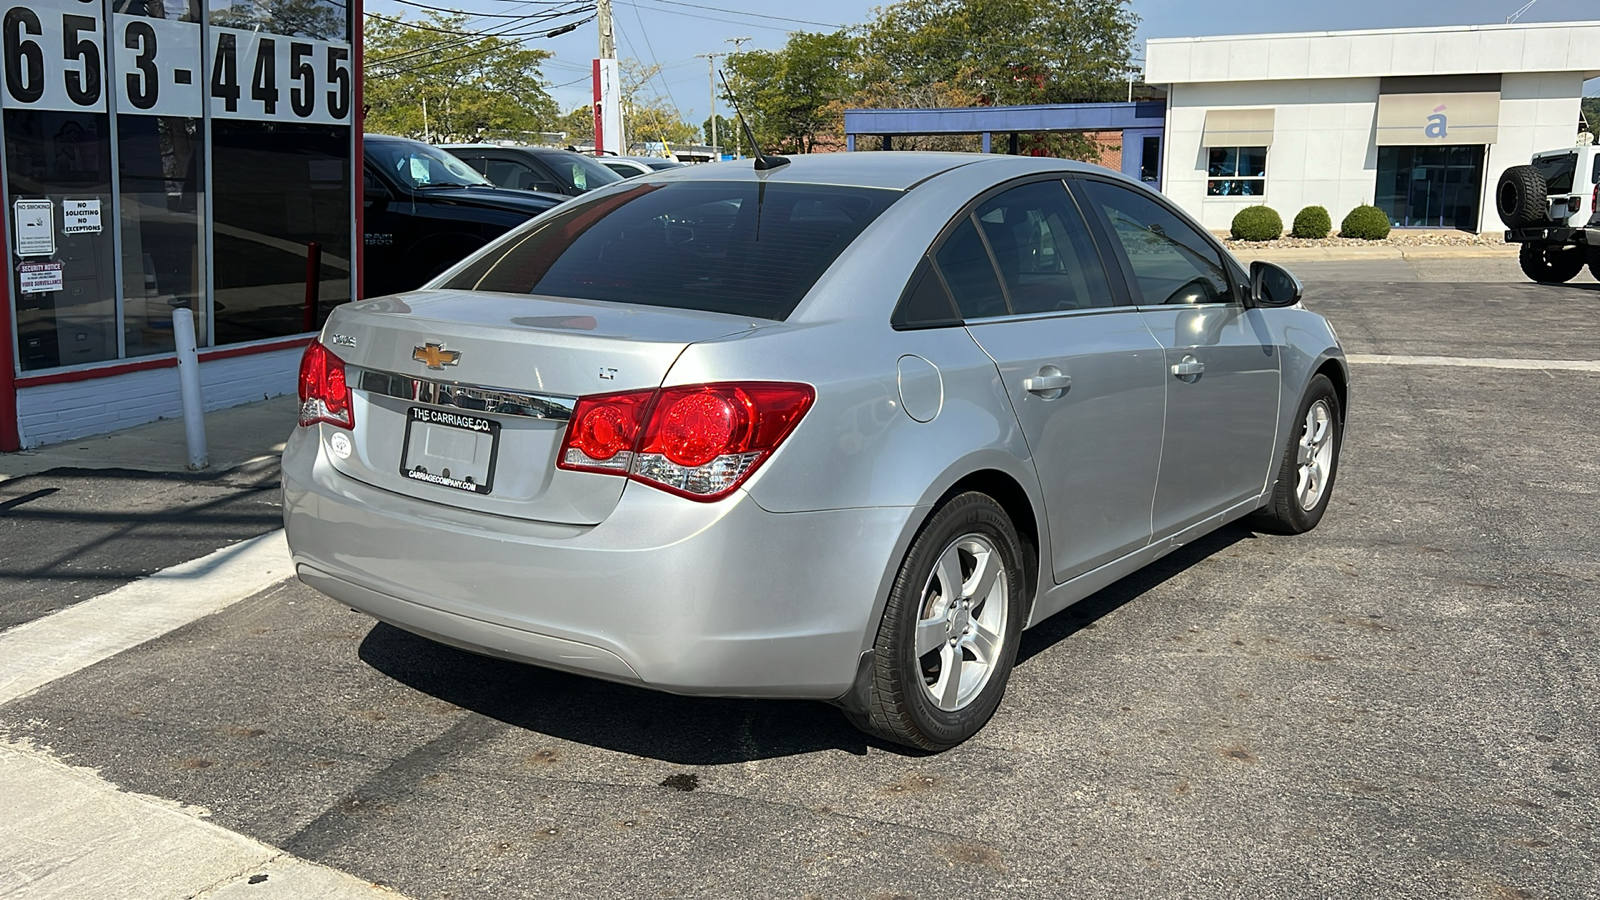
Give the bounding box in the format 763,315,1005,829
1497,137,1600,283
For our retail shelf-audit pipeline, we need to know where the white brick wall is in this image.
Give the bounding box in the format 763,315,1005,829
15,347,301,448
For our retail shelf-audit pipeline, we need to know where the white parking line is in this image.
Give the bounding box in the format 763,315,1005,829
0,530,293,706
0,533,412,899
1347,353,1600,372
0,738,404,899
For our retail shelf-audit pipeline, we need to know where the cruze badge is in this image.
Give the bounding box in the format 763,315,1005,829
413,342,461,370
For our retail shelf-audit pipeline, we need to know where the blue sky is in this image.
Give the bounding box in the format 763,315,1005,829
363,0,1600,123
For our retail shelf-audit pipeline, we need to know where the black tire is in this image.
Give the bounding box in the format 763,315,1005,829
1589,247,1600,282
1496,165,1548,228
1252,374,1342,536
847,492,1026,751
1519,243,1586,284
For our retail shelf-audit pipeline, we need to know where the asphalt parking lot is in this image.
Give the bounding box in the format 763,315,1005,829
3,259,1598,900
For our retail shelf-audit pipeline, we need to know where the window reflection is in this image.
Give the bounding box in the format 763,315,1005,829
208,0,349,40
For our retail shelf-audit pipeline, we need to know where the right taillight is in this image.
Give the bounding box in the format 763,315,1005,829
557,382,814,501
297,338,353,429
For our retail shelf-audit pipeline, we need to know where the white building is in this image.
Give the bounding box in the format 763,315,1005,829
1145,21,1600,232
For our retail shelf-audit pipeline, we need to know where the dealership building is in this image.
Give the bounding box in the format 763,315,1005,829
1144,21,1600,232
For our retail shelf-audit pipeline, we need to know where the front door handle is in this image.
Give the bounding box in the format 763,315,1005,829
1171,355,1205,379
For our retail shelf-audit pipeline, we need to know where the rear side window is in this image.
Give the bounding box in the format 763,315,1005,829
972,180,1112,313
442,182,898,319
936,216,1008,319
1534,153,1577,194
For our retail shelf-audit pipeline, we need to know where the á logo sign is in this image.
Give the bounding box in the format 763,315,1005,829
1426,104,1448,139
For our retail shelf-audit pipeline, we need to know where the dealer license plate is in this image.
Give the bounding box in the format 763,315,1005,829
399,407,500,495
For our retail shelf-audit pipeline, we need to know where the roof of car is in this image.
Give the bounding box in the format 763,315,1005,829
640,151,1105,191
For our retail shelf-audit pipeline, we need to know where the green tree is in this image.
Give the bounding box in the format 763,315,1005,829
363,13,557,143
1583,95,1600,133
723,31,858,154
858,0,1137,107
556,106,595,145
211,0,344,40
702,114,736,153
851,0,1137,159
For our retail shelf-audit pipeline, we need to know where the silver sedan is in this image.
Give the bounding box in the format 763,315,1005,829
283,152,1347,750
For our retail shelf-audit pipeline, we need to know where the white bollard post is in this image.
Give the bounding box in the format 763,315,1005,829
172,307,209,470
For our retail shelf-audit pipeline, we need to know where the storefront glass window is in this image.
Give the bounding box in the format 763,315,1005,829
206,0,354,344
1375,145,1484,230
115,0,208,357
1206,146,1267,196
4,0,354,374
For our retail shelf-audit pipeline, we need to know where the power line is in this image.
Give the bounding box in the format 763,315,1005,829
370,15,596,73
368,7,593,68
390,0,588,16
613,1,798,34
634,0,843,30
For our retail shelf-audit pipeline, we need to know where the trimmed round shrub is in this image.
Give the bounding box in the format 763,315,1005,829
1340,205,1392,240
1230,205,1283,242
1291,205,1332,239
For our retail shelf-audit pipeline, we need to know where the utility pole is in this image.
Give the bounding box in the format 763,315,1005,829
594,0,623,155
724,37,750,157
695,53,721,159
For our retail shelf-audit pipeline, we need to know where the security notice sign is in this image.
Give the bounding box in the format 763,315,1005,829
13,199,54,256
62,199,101,234
18,261,65,294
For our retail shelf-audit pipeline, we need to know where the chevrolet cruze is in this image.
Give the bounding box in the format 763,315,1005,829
283,152,1347,750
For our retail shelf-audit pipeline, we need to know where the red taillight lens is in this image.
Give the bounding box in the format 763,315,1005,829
556,382,814,500
559,389,653,473
297,339,354,429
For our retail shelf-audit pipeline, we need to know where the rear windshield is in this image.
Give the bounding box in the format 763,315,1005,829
1534,152,1578,194
441,181,900,320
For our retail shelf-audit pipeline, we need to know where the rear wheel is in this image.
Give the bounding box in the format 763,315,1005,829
1496,165,1547,228
1519,244,1586,283
847,492,1025,751
1589,247,1600,281
1252,374,1342,535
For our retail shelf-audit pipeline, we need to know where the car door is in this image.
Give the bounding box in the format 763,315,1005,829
946,178,1168,583
1073,177,1281,538
361,164,415,298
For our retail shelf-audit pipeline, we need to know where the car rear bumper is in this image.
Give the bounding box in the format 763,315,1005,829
1504,225,1600,245
281,427,913,699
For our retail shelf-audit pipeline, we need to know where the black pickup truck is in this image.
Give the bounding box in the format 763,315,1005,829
362,135,565,297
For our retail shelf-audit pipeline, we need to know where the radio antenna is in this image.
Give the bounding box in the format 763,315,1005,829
717,70,789,172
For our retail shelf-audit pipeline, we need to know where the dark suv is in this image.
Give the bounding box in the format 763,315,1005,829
441,144,625,198
362,135,565,297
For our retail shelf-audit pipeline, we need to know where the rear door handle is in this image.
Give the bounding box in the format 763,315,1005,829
1171,355,1205,379
1024,373,1072,393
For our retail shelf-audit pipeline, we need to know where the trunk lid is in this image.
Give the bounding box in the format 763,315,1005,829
319,290,760,524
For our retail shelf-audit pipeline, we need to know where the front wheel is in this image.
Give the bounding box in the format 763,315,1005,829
1519,244,1585,284
1589,247,1600,282
847,492,1026,751
1252,374,1342,535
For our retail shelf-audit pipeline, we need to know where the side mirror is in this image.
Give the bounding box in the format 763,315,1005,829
1249,260,1303,308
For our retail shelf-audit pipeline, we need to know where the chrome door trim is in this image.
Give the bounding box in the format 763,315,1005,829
352,366,576,421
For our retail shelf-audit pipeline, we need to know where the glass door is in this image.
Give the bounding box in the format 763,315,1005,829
1376,145,1486,231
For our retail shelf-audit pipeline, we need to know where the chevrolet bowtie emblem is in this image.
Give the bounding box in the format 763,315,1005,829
412,342,461,370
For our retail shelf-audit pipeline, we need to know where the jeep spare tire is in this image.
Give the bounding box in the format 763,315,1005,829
1497,165,1548,228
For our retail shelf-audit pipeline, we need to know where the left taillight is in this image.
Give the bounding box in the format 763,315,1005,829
557,381,814,501
297,338,353,429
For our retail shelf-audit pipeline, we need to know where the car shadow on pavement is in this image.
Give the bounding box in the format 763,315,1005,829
1016,523,1256,666
358,623,877,764
357,522,1259,765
